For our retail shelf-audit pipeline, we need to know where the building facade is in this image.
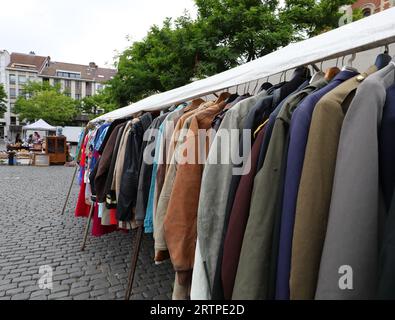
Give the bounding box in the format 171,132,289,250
0,51,116,141
0,50,11,139
352,0,394,15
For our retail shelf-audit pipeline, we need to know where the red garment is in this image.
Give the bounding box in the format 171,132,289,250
75,181,91,217
92,203,118,237
110,209,118,225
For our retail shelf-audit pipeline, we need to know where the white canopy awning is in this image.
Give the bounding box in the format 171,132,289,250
92,7,395,123
22,119,57,131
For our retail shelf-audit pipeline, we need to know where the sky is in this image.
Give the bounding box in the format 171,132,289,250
0,0,197,68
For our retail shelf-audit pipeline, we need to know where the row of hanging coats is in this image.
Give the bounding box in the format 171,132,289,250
75,51,395,300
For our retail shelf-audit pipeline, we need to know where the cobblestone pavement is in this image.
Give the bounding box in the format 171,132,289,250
0,165,174,300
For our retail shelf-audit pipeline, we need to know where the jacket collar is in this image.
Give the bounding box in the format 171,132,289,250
332,70,359,83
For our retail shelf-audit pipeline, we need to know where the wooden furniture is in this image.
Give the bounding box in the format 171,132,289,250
46,136,67,165
33,153,50,167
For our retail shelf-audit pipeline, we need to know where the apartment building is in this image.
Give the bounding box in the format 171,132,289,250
0,50,11,139
5,52,49,140
352,0,394,15
0,51,116,141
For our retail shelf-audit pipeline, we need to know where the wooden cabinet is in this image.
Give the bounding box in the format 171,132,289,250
46,136,67,165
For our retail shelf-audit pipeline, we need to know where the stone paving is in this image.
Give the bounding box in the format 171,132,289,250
0,165,174,300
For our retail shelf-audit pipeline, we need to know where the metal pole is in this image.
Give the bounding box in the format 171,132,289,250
61,165,78,215
125,226,144,300
80,201,95,252
61,127,87,215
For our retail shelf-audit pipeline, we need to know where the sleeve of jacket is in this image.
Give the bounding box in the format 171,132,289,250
164,118,202,272
116,123,143,222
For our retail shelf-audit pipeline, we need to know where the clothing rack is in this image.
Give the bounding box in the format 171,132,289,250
122,47,395,301
65,8,395,301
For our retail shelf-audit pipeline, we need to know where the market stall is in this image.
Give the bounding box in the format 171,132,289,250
0,119,60,166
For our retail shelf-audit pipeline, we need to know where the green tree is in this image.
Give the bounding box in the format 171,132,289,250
109,0,355,106
0,84,7,118
110,14,202,105
79,87,117,119
14,82,78,126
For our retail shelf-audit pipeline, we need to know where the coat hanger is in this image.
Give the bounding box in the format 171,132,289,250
279,71,284,83
310,61,325,83
342,53,358,72
215,91,231,104
322,59,341,81
245,82,250,95
252,80,259,95
375,45,391,70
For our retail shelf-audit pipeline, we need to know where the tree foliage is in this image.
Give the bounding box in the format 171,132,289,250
0,84,7,118
109,0,355,106
78,87,117,119
14,82,78,126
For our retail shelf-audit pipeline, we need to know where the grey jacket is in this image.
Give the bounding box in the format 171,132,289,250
315,60,395,300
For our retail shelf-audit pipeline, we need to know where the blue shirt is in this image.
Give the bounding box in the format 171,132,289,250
275,70,358,300
144,105,185,233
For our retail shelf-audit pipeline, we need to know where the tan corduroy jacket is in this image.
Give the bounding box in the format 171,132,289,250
164,101,227,273
154,102,214,256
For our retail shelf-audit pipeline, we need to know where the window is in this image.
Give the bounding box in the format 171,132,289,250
75,81,82,91
18,75,27,85
9,74,16,85
75,94,81,100
56,71,81,79
64,80,71,88
86,82,92,95
363,8,372,16
10,116,16,125
361,4,375,17
19,89,30,99
10,88,16,99
54,79,61,86
65,92,71,97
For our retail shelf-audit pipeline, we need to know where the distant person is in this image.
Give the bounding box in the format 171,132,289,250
15,133,22,144
27,134,33,144
4,135,10,146
33,132,41,143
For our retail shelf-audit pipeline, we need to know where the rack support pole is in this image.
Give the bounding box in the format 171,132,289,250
125,226,144,300
80,202,95,252
61,165,78,215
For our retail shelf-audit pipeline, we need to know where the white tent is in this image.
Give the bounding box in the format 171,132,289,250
22,119,57,132
92,7,395,123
